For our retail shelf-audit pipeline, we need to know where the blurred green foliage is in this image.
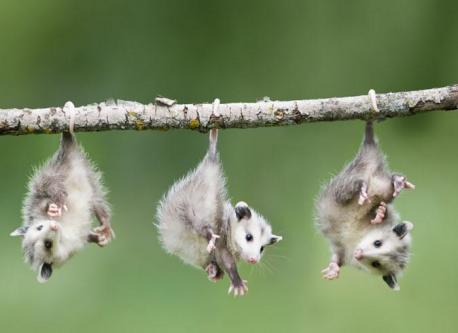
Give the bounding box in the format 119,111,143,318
0,1,457,332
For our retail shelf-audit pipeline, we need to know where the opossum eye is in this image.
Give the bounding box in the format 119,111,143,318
245,233,253,242
260,246,265,253
373,240,382,248
44,240,53,250
37,225,43,231
371,261,381,268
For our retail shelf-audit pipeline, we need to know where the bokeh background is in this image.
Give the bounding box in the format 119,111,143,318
1,1,457,332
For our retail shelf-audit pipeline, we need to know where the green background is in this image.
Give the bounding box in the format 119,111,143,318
1,1,457,332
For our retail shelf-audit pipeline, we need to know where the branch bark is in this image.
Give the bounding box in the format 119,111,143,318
1,85,457,135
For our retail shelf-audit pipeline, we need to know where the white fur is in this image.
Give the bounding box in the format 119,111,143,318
12,136,108,282
156,132,281,271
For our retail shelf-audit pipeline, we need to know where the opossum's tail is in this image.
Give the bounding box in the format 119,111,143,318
208,98,220,160
59,102,77,160
364,120,376,146
208,128,218,160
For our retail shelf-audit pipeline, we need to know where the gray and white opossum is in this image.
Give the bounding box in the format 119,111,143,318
156,129,282,296
315,121,415,290
10,102,114,283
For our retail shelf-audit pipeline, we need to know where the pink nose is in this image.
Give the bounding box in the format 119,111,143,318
354,248,363,260
50,224,59,232
248,258,257,264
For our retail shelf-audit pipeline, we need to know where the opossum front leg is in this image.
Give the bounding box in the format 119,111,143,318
89,205,114,247
217,248,248,296
392,174,415,198
322,253,343,280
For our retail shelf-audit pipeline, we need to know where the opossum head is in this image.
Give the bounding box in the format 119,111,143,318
232,201,282,264
353,221,414,291
11,219,63,283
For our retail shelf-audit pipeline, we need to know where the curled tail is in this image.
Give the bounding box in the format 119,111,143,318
208,128,218,160
364,120,376,146
208,98,220,160
58,102,77,161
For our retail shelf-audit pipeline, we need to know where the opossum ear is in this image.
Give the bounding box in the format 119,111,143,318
269,235,283,245
382,273,400,291
37,263,53,283
393,221,414,239
10,226,28,237
235,201,251,221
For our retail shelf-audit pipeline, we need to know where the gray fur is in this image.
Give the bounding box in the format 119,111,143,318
11,131,114,282
156,129,281,295
315,121,413,289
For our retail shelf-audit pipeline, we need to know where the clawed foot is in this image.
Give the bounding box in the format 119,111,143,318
47,203,63,218
206,233,220,253
228,280,248,297
371,201,387,224
358,182,369,205
321,262,340,280
393,175,415,198
90,224,115,247
205,263,224,282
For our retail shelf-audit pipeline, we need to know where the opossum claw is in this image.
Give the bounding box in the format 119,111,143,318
47,203,62,218
206,233,220,253
358,182,369,205
321,262,340,280
393,175,415,197
371,202,387,224
228,280,248,297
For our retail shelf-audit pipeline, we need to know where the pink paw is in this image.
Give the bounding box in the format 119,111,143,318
205,263,224,282
393,175,415,198
321,262,340,280
371,202,387,224
228,280,248,297
206,233,220,253
358,182,369,205
47,203,62,218
91,225,115,247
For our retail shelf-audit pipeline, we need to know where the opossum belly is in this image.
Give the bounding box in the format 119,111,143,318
62,161,93,232
160,219,210,268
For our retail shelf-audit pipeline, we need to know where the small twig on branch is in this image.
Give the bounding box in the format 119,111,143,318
0,85,457,135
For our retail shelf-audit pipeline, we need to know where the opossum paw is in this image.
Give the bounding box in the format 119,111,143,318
392,175,415,198
91,225,114,247
47,203,62,218
205,263,224,282
371,202,387,224
228,280,248,297
206,233,220,253
321,262,340,280
358,182,369,205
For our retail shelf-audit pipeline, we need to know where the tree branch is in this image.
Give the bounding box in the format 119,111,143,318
1,85,457,135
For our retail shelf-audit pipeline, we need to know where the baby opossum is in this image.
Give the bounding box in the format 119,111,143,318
156,128,282,296
10,102,114,283
315,121,415,290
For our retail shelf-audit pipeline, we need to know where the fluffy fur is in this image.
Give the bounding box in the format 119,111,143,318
156,129,282,296
11,131,114,283
315,121,414,290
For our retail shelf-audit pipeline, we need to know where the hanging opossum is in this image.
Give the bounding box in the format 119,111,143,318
315,120,415,290
156,103,282,296
10,102,114,283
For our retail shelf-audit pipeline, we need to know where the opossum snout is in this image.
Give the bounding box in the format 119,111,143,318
248,258,258,264
49,222,59,232
354,248,364,260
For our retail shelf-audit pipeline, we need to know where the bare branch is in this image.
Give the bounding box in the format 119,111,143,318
1,85,457,135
